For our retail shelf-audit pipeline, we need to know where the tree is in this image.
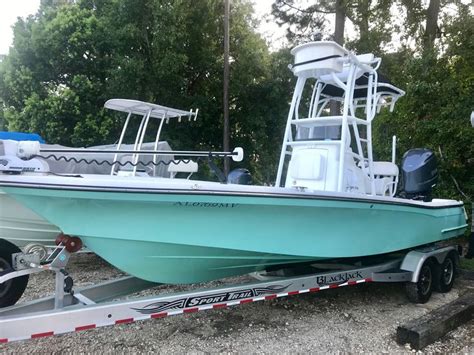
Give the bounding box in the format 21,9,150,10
271,0,393,54
0,3,114,145
396,0,469,53
271,0,345,44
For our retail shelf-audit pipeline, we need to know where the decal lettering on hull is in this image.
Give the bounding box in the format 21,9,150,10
173,202,239,208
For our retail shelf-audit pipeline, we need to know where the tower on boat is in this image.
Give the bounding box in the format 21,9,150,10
276,41,404,197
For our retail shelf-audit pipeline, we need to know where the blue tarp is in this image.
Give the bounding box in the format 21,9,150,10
0,131,45,143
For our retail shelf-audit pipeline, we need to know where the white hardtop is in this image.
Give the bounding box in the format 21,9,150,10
105,99,197,120
290,41,348,56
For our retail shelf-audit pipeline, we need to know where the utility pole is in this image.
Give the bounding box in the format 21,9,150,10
328,0,345,138
223,0,230,176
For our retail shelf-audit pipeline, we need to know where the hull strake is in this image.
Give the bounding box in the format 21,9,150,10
1,185,467,284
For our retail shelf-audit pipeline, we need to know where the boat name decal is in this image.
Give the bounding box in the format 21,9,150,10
316,271,363,286
132,284,290,314
173,202,239,208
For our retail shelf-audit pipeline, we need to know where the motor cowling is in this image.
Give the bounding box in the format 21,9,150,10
400,148,438,201
227,168,252,185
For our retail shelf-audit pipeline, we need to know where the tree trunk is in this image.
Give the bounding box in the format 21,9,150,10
357,0,370,52
424,0,440,51
334,0,346,45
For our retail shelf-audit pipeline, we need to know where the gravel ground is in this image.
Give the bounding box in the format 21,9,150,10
1,253,473,353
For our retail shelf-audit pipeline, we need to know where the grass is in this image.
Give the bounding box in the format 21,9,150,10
460,257,474,271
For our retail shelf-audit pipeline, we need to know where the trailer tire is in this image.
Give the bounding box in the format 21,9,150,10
434,253,456,293
405,259,435,304
0,239,29,308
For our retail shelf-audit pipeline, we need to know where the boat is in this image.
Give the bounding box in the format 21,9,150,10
0,133,60,252
0,134,173,252
0,42,467,284
0,191,61,249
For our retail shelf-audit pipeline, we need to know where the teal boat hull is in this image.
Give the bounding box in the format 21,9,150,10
2,186,467,284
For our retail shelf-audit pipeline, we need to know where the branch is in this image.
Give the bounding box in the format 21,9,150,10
280,1,335,14
450,174,470,201
345,11,357,24
438,146,471,201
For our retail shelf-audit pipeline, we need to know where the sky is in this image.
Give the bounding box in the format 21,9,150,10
0,0,287,55
0,1,471,55
0,0,40,54
252,0,288,50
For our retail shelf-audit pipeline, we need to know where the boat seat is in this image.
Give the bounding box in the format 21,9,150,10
359,161,399,196
168,160,198,179
371,161,399,177
372,162,399,196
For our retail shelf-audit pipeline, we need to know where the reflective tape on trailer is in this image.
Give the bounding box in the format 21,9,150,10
0,277,372,343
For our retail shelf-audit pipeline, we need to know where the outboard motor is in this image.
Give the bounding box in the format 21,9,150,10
400,148,438,201
227,168,252,185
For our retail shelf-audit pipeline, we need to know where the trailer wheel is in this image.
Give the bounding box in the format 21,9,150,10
0,239,29,308
434,253,456,293
405,259,435,304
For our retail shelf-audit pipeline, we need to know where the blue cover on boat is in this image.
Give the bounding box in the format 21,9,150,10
0,131,45,143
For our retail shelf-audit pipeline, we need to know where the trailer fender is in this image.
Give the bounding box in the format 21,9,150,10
400,246,458,283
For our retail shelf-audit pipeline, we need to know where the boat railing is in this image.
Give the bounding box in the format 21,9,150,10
292,116,370,126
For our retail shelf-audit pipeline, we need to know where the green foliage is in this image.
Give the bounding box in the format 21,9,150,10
271,0,329,43
0,3,113,145
460,256,474,271
271,0,394,52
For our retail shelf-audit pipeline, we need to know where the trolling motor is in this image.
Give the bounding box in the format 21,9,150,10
0,140,48,174
399,148,438,202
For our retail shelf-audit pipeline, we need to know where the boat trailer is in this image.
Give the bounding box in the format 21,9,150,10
0,239,460,343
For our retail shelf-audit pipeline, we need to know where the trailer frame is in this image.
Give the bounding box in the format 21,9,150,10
0,243,459,343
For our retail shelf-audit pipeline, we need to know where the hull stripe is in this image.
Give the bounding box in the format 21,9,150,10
0,181,464,210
